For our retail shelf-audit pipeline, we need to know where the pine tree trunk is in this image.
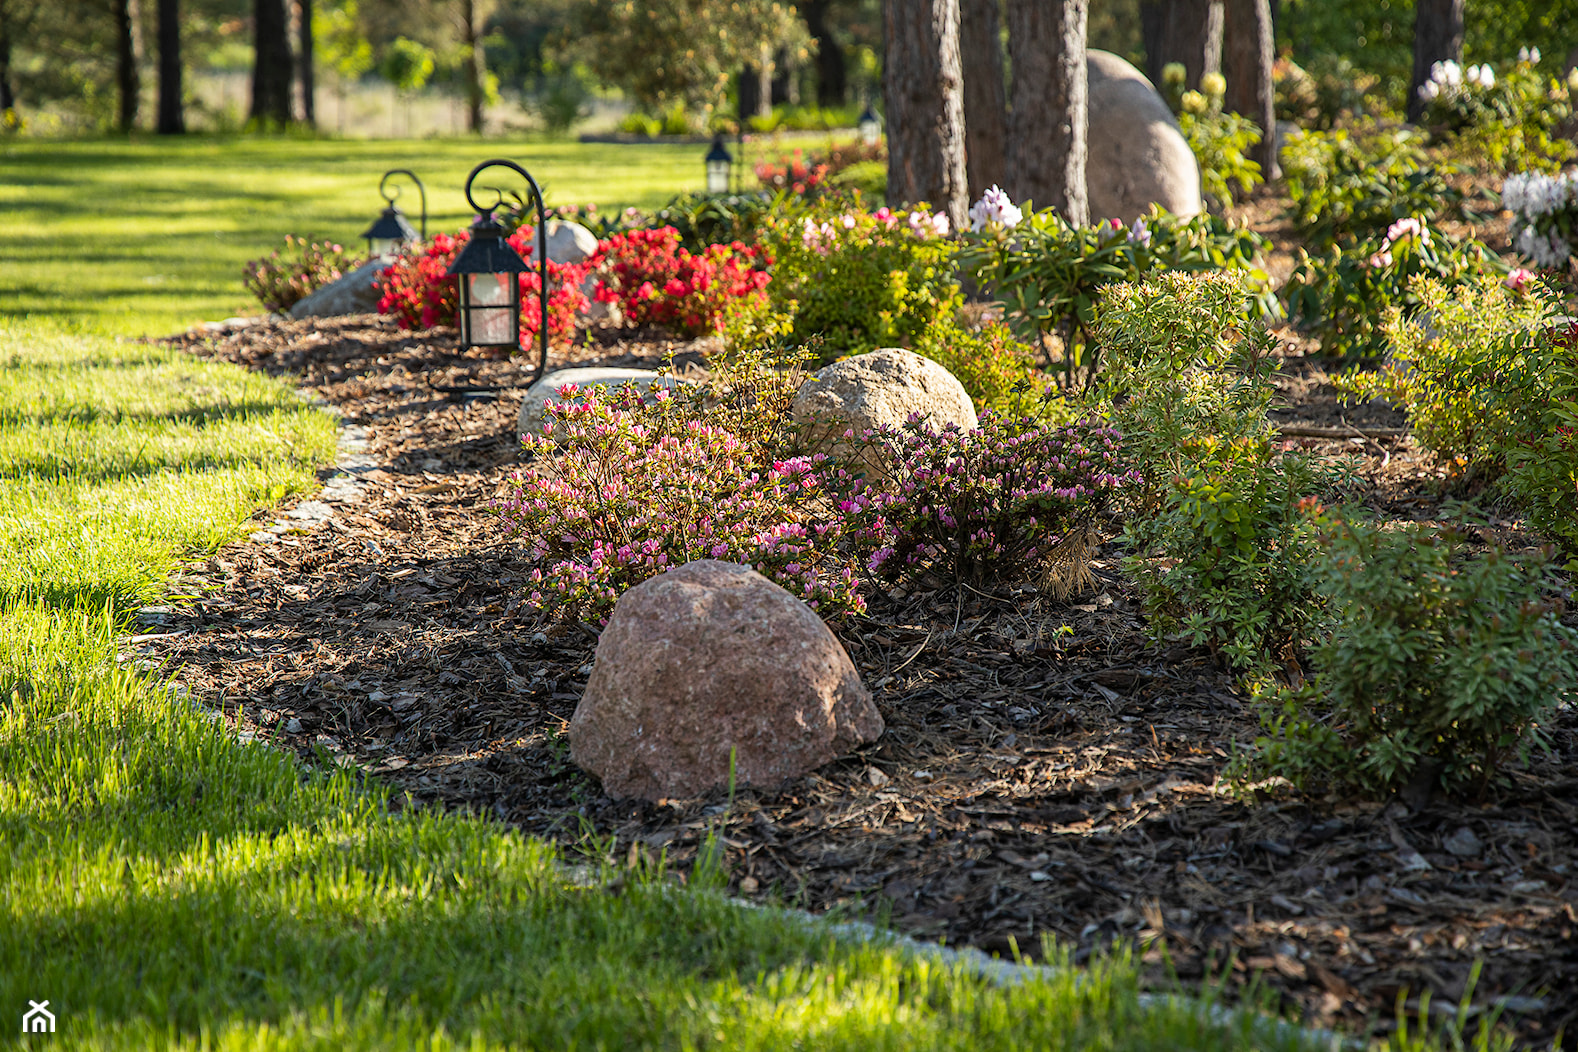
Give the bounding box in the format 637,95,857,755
115,0,140,132
883,0,969,230
1408,0,1462,123
1221,0,1276,177
0,9,15,115
1139,0,1222,89
959,0,1006,198
1006,0,1088,225
297,0,314,127
800,0,846,107
156,0,185,133
251,0,294,126
460,0,485,133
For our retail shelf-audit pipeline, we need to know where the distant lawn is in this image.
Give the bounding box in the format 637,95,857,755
0,135,716,336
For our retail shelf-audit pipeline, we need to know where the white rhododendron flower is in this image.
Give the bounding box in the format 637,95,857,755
1127,217,1152,247
967,186,1023,232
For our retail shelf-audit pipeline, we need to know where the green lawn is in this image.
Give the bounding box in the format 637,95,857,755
0,135,712,335
0,135,1459,1050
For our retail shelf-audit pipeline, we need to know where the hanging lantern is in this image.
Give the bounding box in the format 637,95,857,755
445,159,551,384
705,133,734,194
361,169,426,257
858,104,882,147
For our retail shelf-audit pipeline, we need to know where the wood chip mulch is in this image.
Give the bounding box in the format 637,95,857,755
149,314,1578,1047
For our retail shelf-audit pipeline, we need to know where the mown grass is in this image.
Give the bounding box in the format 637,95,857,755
0,136,1486,1050
0,135,711,335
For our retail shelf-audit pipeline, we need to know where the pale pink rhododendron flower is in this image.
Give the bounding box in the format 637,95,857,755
967,185,1023,231
1504,267,1536,293
1385,217,1430,246
1126,217,1152,247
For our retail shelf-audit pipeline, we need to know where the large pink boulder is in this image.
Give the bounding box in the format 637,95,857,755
569,560,882,801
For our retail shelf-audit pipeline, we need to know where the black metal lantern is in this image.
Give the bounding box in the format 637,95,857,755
446,159,551,383
858,104,882,146
362,169,426,257
705,134,733,194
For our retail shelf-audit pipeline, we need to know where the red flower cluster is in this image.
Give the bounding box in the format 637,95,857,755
754,149,830,197
375,227,598,348
595,226,770,337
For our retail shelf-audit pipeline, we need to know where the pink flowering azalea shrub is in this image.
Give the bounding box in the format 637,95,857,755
496,384,864,622
846,414,1138,587
763,200,963,363
594,226,771,337
375,227,599,348
497,358,1136,622
242,234,358,312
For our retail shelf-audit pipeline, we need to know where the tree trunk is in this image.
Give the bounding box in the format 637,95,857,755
460,0,485,133
0,13,14,115
959,0,1006,198
296,0,314,127
758,43,774,119
883,0,969,230
1407,0,1462,122
1006,0,1088,225
738,67,760,121
115,0,140,132
156,0,184,133
251,0,294,126
799,0,846,107
1139,0,1222,89
1221,0,1276,177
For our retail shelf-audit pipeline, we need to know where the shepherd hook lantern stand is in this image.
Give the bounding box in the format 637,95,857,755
446,159,550,386
362,169,427,256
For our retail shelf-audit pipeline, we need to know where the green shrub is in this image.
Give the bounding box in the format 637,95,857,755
1284,217,1507,357
1249,515,1578,798
1280,122,1461,249
1096,273,1350,671
1419,55,1575,174
910,319,1051,416
1337,276,1578,552
760,198,962,363
958,202,1275,393
1172,76,1264,211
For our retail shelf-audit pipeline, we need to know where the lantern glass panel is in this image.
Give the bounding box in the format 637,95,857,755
369,236,402,257
464,272,518,346
860,118,880,146
706,160,730,194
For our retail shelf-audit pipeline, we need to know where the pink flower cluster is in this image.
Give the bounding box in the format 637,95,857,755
1366,216,1434,269
797,206,948,255
847,414,1139,585
496,389,864,622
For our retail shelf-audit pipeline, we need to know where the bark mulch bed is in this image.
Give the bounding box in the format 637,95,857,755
150,314,1578,1046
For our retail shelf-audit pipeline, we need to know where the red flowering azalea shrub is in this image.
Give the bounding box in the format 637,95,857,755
376,227,599,347
755,149,831,197
595,226,770,337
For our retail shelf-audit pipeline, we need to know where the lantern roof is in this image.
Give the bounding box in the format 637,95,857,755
446,212,530,276
361,205,419,244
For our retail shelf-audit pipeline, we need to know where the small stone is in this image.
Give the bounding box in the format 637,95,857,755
284,717,304,734
867,766,892,787
1029,870,1051,882
1443,827,1483,858
738,875,760,894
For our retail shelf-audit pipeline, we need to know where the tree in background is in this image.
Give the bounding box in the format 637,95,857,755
1407,0,1462,122
883,0,968,228
380,35,433,135
1006,0,1088,225
1221,0,1275,176
1139,0,1221,89
454,0,493,132
959,0,1006,197
156,0,183,132
296,0,315,126
252,0,295,125
113,0,142,132
315,0,372,133
798,0,845,106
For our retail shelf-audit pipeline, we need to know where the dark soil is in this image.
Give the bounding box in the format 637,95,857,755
148,311,1578,1047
